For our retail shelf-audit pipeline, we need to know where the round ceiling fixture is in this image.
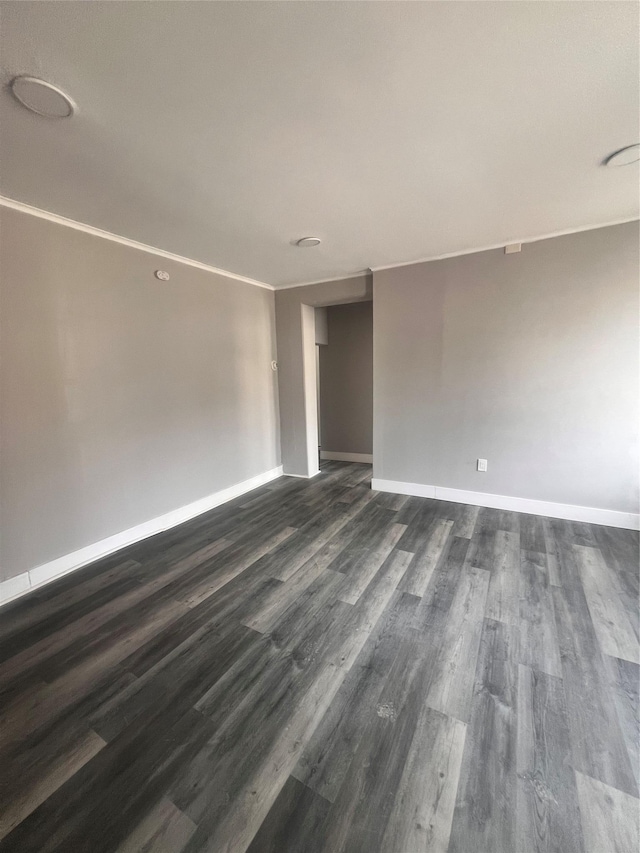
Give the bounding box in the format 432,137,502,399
603,144,640,167
296,237,322,248
10,76,76,118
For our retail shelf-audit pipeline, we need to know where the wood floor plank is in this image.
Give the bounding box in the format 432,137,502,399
117,570,274,678
467,508,500,571
246,777,330,853
418,534,471,613
329,548,413,671
542,518,562,586
176,527,297,607
0,708,217,853
265,569,348,663
0,462,637,852
374,491,409,511
546,520,585,587
91,621,258,743
552,583,638,797
397,518,453,597
485,529,520,625
516,664,585,853
0,729,106,842
379,706,466,853
571,521,597,548
495,508,521,534
263,493,380,583
312,627,440,852
337,521,406,604
192,631,287,726
0,576,144,688
395,501,439,553
574,544,639,664
448,618,519,853
592,526,639,635
0,593,192,749
0,559,141,654
520,514,546,553
0,668,135,770
0,535,239,688
452,503,479,539
177,661,347,853
242,550,330,634
162,537,233,576
292,590,421,801
426,566,490,722
605,655,640,789
519,550,562,678
575,771,639,853
392,495,432,526
116,797,197,853
323,505,399,575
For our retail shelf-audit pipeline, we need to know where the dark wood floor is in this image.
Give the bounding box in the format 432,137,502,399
0,462,638,852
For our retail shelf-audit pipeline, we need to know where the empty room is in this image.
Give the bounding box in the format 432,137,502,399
0,2,638,851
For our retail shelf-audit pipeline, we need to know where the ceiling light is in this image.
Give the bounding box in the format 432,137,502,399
296,237,322,247
10,76,76,118
603,144,640,167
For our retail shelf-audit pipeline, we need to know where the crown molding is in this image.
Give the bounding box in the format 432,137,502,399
270,215,639,291
369,216,639,273
0,196,275,291
274,271,370,291
4,195,636,290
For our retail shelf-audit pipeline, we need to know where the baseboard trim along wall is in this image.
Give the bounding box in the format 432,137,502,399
371,478,640,530
0,465,283,607
284,469,321,479
320,451,374,463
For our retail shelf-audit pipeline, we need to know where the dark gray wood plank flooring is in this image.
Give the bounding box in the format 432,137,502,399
0,461,638,852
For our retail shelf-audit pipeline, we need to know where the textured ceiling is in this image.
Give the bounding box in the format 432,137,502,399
1,1,638,287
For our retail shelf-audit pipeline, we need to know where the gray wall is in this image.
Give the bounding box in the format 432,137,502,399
275,275,371,476
314,307,328,346
373,221,639,514
319,302,373,455
0,206,280,582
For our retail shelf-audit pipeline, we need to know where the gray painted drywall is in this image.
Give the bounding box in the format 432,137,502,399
319,302,373,455
373,221,640,513
0,206,280,581
275,275,371,476
314,307,328,346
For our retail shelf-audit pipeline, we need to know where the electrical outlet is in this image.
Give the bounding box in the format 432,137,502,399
477,458,488,472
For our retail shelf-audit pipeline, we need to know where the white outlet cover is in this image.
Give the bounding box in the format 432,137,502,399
477,458,488,472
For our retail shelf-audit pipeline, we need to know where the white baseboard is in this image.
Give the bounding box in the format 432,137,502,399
320,451,373,464
0,573,31,605
371,478,640,530
0,465,283,608
284,469,321,479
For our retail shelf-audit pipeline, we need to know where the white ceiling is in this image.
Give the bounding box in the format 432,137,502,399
1,1,638,288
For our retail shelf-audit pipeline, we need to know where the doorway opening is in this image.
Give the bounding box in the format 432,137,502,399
315,301,373,469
